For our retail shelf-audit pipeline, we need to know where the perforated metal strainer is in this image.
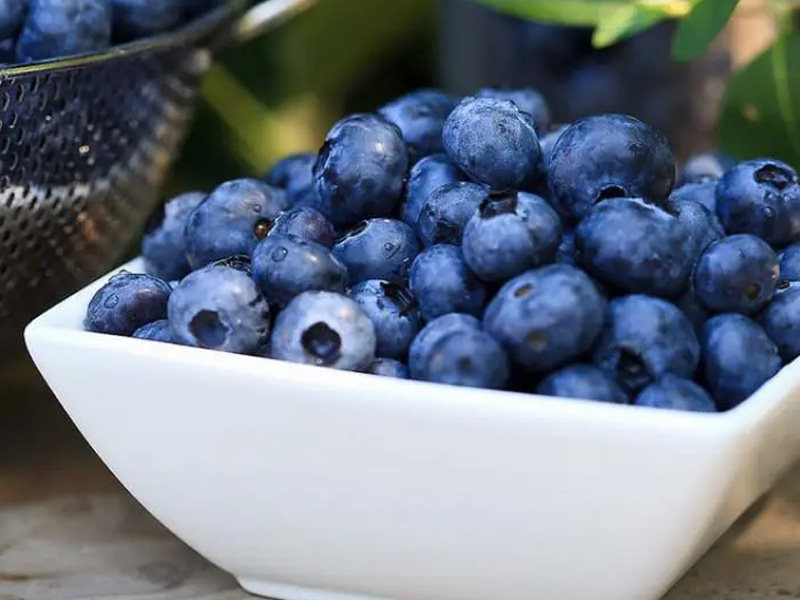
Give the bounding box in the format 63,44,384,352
0,0,318,348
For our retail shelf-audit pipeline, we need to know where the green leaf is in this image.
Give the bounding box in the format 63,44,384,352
719,33,800,168
671,0,739,61
591,4,671,48
470,0,633,27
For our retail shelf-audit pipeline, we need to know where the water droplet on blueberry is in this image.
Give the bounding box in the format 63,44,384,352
272,247,288,262
301,322,342,366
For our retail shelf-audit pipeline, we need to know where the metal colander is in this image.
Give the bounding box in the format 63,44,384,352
0,0,317,348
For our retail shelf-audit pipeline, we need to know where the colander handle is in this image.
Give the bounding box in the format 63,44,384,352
233,0,320,43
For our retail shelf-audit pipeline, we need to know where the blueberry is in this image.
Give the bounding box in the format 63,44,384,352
409,244,486,321
693,235,778,315
676,287,709,335
350,280,420,359
420,328,509,390
760,281,800,362
555,230,576,265
17,0,111,62
442,96,542,191
635,375,716,413
408,313,481,380
271,291,376,371
85,271,171,336
462,192,561,282
367,358,409,379
536,364,628,404
263,153,316,207
211,255,252,276
679,151,734,185
476,87,550,135
314,114,408,226
666,195,724,263
779,243,800,283
169,265,270,354
483,265,606,373
0,0,26,39
575,198,692,297
252,234,347,307
593,295,700,395
402,154,463,227
378,89,458,162
333,218,420,284
132,319,173,343
417,182,484,246
701,314,782,410
110,0,182,41
716,159,800,246
142,192,205,281
669,182,717,215
268,206,336,247
548,114,675,221
184,178,287,269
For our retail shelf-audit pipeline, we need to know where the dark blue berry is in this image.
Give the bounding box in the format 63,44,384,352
693,235,778,315
670,182,717,215
760,281,800,362
184,178,287,269
85,271,171,336
350,279,420,360
142,192,205,281
271,291,376,371
420,328,509,390
462,192,561,282
575,198,692,297
332,218,420,284
536,364,628,404
417,182,484,247
367,358,408,379
409,244,486,321
593,295,700,395
409,313,480,380
666,195,724,264
701,314,782,410
548,114,675,222
17,0,111,62
314,114,408,226
779,243,800,283
635,375,716,413
402,154,463,227
443,96,542,191
476,87,550,135
168,265,270,354
0,0,26,39
110,0,182,41
716,159,800,246
378,89,458,162
268,206,336,247
263,153,316,206
483,265,606,373
132,319,173,343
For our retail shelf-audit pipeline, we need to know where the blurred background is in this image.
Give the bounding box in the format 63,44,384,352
0,0,783,502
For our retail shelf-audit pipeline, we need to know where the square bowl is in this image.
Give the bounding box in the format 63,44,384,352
24,258,800,600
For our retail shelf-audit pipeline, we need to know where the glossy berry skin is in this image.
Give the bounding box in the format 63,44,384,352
666,196,724,264
702,314,782,410
367,358,409,379
575,198,692,298
421,328,509,390
715,159,800,246
779,243,800,283
17,0,112,62
0,0,26,39
442,96,542,191
409,313,480,380
350,280,420,360
483,265,606,373
670,181,717,215
268,206,336,247
252,234,347,307
85,271,171,336
402,154,463,227
409,244,486,321
593,295,700,395
184,179,287,269
417,182,485,247
110,0,183,41
536,364,628,404
476,87,551,135
462,192,561,283
693,235,778,315
548,114,676,222
679,151,734,185
314,114,408,226
635,375,716,413
760,281,800,362
378,89,458,162
168,266,270,355
263,153,316,206
271,291,376,372
332,219,420,284
132,319,173,343
142,192,205,281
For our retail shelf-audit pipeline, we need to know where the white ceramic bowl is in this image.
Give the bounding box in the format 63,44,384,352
25,258,800,600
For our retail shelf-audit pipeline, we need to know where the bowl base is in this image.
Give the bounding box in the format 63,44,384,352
237,578,393,600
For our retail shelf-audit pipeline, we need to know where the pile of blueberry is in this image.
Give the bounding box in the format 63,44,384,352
85,87,800,414
0,0,221,65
